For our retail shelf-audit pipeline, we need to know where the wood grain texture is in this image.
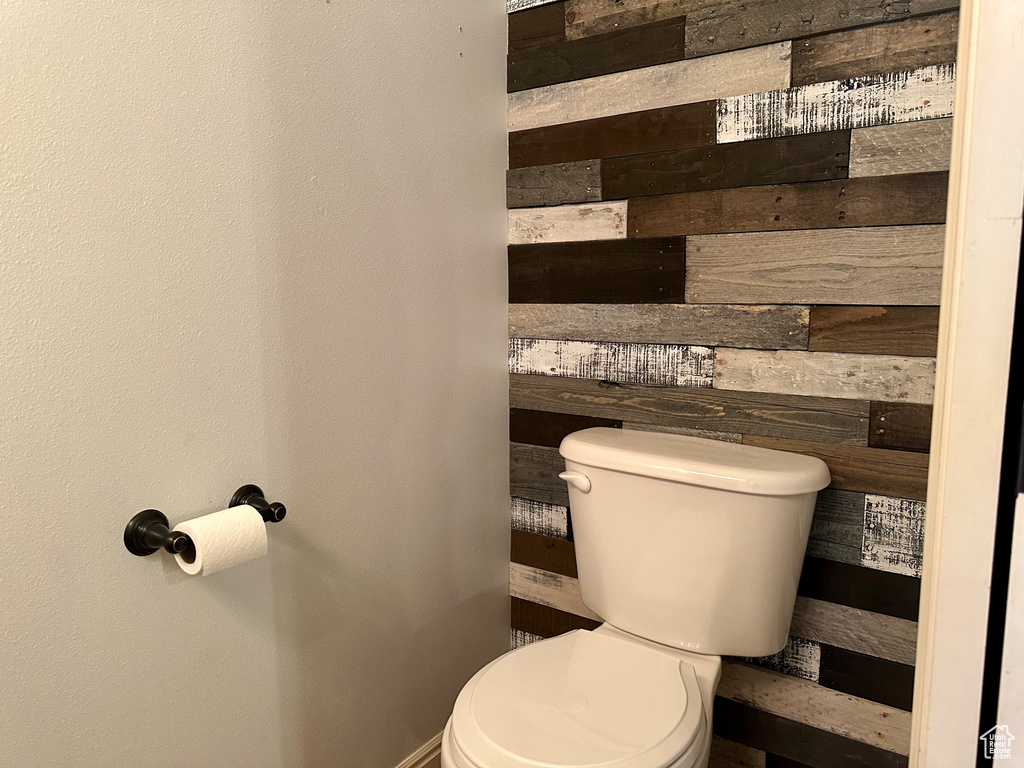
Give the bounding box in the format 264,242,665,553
808,489,865,566
791,597,917,665
509,42,792,132
508,16,688,92
511,596,602,636
509,101,716,169
509,304,810,348
870,402,933,453
744,636,821,683
717,662,912,754
715,349,936,405
565,0,717,40
510,407,621,447
862,495,926,577
509,561,602,620
717,64,956,143
512,628,545,648
849,118,953,178
509,201,626,244
602,131,851,200
511,442,569,505
507,160,601,208
510,373,870,445
509,0,564,12
709,736,767,768
630,172,948,238
509,1,566,53
623,422,743,443
791,11,959,86
512,529,579,577
819,645,915,711
511,496,569,539
684,225,946,305
799,557,920,621
509,338,715,385
714,698,909,768
809,306,940,357
743,436,929,500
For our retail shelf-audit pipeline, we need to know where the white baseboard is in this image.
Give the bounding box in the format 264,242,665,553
395,732,443,768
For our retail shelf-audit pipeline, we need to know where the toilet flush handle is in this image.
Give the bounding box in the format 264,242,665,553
559,472,592,493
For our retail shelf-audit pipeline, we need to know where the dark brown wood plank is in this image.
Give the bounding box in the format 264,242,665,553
742,436,929,500
791,11,959,86
511,596,601,637
685,0,959,59
510,373,870,446
809,306,940,357
511,442,568,504
511,529,579,577
818,645,915,711
507,160,602,208
509,1,567,54
602,131,850,200
510,408,621,447
798,557,920,621
509,237,686,304
629,172,948,238
509,101,716,169
869,402,933,453
509,16,687,93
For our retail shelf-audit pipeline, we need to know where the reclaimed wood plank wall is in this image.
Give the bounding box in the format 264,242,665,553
504,1,956,765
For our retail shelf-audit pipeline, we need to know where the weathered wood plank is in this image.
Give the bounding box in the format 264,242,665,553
512,529,579,578
509,304,810,348
509,0,564,13
630,173,948,238
818,645,915,711
603,131,850,200
717,64,956,144
509,42,791,132
869,402,933,453
684,225,946,306
687,0,958,58
511,442,569,505
509,561,602,620
509,201,626,244
715,349,936,405
565,0,717,40
623,422,743,443
849,118,953,178
511,596,602,636
512,628,545,649
509,338,715,385
509,101,716,169
507,160,601,208
808,489,865,566
510,373,871,445
717,662,912,754
791,11,959,87
744,636,821,683
511,407,621,447
809,306,940,357
742,436,930,500
709,736,767,768
511,496,570,539
509,1,566,53
862,495,926,577
791,596,917,666
509,16,687,92
799,557,920,621
509,237,687,304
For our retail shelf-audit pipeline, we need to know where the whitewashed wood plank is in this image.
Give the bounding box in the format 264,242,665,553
508,304,810,349
508,202,626,245
791,596,917,665
509,562,603,621
715,349,936,405
511,628,545,649
623,422,743,443
862,494,927,577
510,338,715,386
718,662,913,754
508,0,562,12
509,42,792,132
511,496,569,539
717,64,956,143
849,118,954,178
744,636,821,682
686,226,946,306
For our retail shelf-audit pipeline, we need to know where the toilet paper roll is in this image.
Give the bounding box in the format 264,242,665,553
173,505,268,576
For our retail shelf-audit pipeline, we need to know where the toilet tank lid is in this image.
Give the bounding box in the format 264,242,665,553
559,428,831,496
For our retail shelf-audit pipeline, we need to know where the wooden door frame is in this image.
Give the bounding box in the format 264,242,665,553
912,1,1024,765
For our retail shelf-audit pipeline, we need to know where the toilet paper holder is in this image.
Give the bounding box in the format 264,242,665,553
123,484,286,557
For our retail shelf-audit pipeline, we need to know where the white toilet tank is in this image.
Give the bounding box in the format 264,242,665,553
559,428,831,658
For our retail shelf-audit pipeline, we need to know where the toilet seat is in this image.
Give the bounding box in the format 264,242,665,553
447,630,707,768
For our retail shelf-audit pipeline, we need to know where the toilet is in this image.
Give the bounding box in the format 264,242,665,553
442,428,831,768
